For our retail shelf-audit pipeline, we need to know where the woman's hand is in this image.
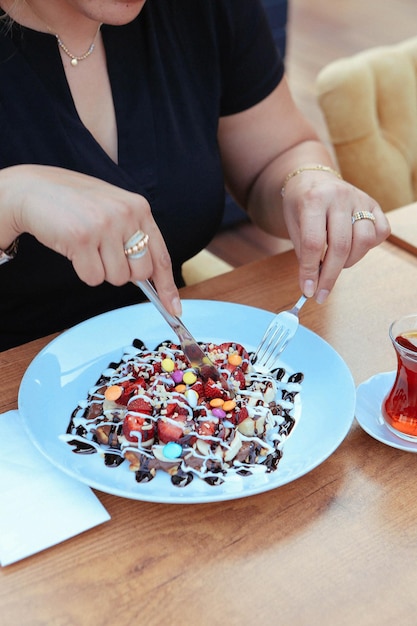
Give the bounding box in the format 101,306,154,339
0,164,181,315
281,170,391,302
219,77,391,302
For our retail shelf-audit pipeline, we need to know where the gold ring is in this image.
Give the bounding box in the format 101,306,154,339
351,211,376,225
124,230,149,259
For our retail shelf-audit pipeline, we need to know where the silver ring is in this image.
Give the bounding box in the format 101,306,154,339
351,211,376,225
124,230,149,259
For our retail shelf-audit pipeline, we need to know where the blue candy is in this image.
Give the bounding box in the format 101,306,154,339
163,442,183,459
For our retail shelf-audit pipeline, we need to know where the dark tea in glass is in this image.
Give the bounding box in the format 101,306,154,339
382,314,417,441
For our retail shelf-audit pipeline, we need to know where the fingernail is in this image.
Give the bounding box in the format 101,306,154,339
316,289,329,304
303,279,315,298
172,297,182,317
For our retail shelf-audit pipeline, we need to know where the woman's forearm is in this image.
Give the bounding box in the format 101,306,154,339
0,165,27,249
246,139,338,238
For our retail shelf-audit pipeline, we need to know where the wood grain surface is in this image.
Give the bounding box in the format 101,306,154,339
2,238,417,626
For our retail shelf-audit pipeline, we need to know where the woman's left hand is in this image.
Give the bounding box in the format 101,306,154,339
219,77,391,302
281,171,391,302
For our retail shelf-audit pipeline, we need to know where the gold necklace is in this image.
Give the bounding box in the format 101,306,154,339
54,24,102,67
24,1,102,67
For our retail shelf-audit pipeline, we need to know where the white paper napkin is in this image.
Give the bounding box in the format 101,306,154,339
0,410,110,566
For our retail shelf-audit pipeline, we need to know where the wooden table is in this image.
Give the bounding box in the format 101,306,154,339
1,239,417,626
388,201,417,256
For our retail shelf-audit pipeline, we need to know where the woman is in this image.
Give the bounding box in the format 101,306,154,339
0,0,390,350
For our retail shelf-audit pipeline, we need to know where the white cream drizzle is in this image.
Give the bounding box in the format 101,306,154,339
64,341,303,486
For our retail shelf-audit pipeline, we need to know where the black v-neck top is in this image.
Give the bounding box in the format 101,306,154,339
0,0,283,350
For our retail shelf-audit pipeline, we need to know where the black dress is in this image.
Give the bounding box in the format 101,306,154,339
0,0,283,350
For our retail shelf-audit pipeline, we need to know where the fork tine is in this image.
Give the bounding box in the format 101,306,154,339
253,293,308,371
262,329,291,369
256,327,291,370
254,323,286,363
252,321,280,360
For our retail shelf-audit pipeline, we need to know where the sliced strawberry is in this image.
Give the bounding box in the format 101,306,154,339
230,406,249,425
117,380,142,405
203,380,227,400
123,413,155,443
197,421,216,437
206,345,228,365
216,341,234,353
123,360,150,383
150,360,162,376
165,401,189,418
190,380,204,398
230,367,246,389
127,396,153,415
134,375,147,388
157,415,186,443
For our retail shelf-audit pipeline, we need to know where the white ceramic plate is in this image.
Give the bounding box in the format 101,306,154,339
19,300,355,504
355,371,417,452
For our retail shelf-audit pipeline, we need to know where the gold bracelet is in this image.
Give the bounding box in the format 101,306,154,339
281,164,342,197
0,238,19,266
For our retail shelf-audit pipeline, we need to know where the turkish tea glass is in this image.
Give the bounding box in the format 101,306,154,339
382,314,417,441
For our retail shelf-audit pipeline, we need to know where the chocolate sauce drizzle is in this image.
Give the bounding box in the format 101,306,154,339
64,339,303,488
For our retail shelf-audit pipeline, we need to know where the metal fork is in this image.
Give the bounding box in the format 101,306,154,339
135,279,233,393
252,293,308,372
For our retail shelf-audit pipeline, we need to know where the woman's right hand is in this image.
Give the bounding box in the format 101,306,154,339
0,164,182,316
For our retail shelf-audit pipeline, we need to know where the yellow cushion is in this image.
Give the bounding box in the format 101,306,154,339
182,249,233,286
316,37,417,211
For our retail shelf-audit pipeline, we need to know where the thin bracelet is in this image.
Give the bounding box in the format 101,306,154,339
281,164,342,197
0,238,19,266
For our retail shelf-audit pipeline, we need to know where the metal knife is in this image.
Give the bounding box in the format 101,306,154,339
135,279,233,393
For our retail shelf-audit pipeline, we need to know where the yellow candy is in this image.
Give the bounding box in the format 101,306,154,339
183,370,197,385
210,398,224,408
223,399,237,412
161,358,175,372
228,353,242,367
104,385,123,402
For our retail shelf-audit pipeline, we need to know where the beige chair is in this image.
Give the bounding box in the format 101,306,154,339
316,37,417,212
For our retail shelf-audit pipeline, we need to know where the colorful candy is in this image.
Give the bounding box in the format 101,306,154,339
228,353,242,367
183,370,197,385
104,385,122,401
163,442,183,459
161,358,175,372
65,339,301,490
171,370,183,383
185,389,199,408
223,399,237,412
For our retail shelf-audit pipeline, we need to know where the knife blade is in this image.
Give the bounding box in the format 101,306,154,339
135,279,233,394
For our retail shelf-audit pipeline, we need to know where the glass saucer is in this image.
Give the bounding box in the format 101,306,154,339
355,371,417,452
